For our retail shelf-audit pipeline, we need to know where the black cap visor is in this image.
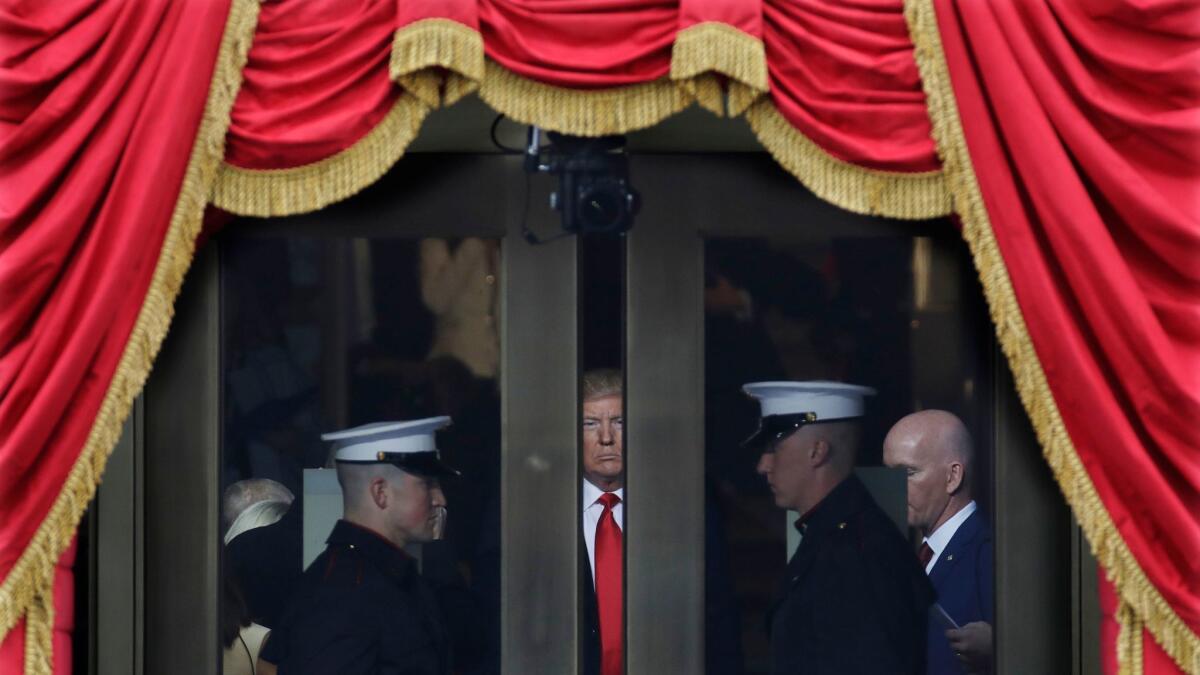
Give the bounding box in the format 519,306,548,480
741,412,861,451
340,451,460,479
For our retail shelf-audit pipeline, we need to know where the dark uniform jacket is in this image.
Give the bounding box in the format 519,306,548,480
768,475,934,675
262,520,451,675
927,508,993,675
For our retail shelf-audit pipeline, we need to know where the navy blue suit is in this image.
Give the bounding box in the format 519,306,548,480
926,508,993,675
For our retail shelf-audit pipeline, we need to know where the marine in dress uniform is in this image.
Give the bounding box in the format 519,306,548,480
261,417,459,675
744,382,934,675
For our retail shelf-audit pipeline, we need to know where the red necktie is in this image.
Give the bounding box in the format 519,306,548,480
918,541,934,568
595,492,623,675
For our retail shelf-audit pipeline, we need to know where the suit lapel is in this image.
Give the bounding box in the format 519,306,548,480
929,509,981,587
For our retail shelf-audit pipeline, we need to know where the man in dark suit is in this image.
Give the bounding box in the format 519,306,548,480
260,417,458,674
744,381,934,675
884,410,994,675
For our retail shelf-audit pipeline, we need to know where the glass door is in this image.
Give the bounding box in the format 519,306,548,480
131,154,586,675
96,147,1092,675
624,154,1077,674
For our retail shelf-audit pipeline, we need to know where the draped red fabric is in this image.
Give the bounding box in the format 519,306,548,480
397,0,480,31
932,0,1200,652
479,0,677,87
762,0,938,171
678,0,761,36
223,0,398,170
0,542,74,675
0,3,233,668
222,0,941,174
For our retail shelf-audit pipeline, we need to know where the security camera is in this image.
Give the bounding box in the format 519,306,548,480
524,127,640,236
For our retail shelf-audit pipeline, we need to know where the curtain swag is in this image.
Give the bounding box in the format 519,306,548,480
214,15,951,222
212,96,431,217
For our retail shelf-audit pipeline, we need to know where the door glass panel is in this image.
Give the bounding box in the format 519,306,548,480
703,229,995,674
579,233,627,673
219,235,502,674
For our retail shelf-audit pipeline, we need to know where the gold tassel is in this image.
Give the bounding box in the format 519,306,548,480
477,60,693,137
24,591,52,675
0,0,261,658
742,98,951,220
389,18,484,108
670,22,768,117
212,95,431,217
904,0,1200,672
1118,599,1146,675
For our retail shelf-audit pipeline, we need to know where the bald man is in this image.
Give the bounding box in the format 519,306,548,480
884,411,994,675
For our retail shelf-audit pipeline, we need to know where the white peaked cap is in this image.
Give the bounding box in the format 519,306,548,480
743,381,876,420
322,417,458,477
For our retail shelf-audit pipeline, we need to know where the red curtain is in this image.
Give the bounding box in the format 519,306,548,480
480,0,676,87
1101,576,1178,674
0,542,73,675
0,0,239,668
223,0,398,171
930,0,1200,668
763,0,938,172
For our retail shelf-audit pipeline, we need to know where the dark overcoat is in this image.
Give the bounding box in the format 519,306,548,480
768,475,934,675
263,520,451,675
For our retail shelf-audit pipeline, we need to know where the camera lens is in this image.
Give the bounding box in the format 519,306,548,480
578,182,626,232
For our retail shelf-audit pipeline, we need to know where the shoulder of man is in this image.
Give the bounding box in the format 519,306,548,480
261,546,393,668
840,500,934,606
288,542,401,613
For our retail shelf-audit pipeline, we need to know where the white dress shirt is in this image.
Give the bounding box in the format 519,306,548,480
582,480,625,585
922,500,977,575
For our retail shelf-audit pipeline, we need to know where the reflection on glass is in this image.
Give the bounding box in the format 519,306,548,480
219,236,502,674
704,233,994,674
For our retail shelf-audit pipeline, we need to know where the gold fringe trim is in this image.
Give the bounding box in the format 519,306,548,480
743,98,951,219
0,0,261,663
1118,600,1146,675
389,18,484,108
23,591,51,675
670,22,768,117
904,1,1200,672
477,60,692,137
211,95,431,217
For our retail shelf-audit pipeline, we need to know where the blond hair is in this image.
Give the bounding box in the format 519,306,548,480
582,368,622,401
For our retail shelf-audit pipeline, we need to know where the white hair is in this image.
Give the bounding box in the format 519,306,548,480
223,498,290,545
222,479,294,531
